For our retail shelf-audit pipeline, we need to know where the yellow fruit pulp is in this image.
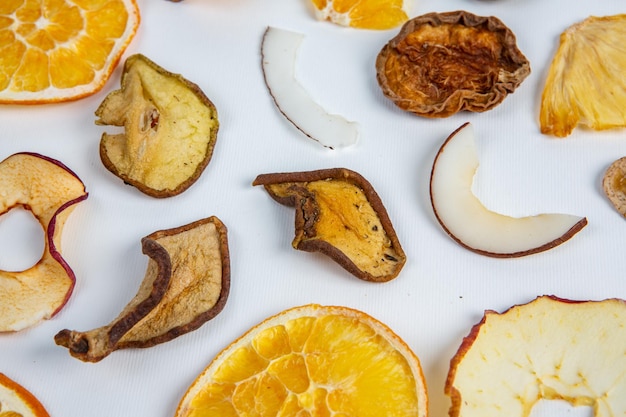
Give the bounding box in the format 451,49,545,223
540,14,626,137
0,0,139,103
176,305,427,417
311,0,409,30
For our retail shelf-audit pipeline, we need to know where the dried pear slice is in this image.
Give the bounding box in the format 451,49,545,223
602,156,626,218
54,216,230,362
376,11,530,118
96,54,219,198
540,15,626,137
253,168,405,282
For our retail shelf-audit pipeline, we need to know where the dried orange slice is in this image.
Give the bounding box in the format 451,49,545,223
310,0,409,30
0,0,140,104
175,304,428,417
0,373,50,417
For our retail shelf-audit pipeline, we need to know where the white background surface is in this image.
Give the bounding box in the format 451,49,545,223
0,0,625,416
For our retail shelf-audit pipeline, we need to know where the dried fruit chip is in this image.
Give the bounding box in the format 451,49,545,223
0,373,50,417
0,153,88,332
310,0,410,30
175,304,428,417
376,11,530,118
540,15,626,137
96,54,219,198
602,156,626,218
253,168,405,282
430,123,587,257
261,27,358,149
0,0,140,104
55,216,230,362
446,295,626,417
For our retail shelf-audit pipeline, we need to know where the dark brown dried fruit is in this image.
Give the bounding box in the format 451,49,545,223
54,216,230,362
376,11,530,118
253,168,406,282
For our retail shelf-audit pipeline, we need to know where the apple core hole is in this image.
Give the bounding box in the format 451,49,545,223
529,399,593,417
0,206,45,272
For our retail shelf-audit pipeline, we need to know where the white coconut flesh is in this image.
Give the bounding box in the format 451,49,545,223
261,26,358,149
430,123,586,256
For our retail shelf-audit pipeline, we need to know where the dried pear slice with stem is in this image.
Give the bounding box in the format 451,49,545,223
96,54,219,198
540,15,626,137
376,11,530,118
253,168,405,282
54,216,230,362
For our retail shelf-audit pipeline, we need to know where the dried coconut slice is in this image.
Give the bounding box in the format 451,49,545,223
261,27,358,149
446,295,626,417
376,11,530,117
540,15,626,137
0,373,50,417
55,216,230,362
253,168,405,282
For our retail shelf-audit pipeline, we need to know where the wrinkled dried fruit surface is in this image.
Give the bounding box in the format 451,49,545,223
0,153,88,332
253,168,405,282
376,11,530,118
603,156,626,218
54,216,230,362
540,15,626,137
446,296,626,417
96,54,219,198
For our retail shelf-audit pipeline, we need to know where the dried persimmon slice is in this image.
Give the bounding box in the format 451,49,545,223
376,11,530,118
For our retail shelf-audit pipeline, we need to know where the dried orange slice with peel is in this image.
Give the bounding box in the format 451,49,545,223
175,304,428,417
311,0,410,30
0,373,50,417
0,0,140,104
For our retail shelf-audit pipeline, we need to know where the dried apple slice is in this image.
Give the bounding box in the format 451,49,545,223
376,11,530,117
54,216,230,362
0,373,50,417
96,54,219,198
0,153,88,332
430,123,587,257
540,15,626,137
261,27,358,149
603,156,626,217
253,168,405,282
446,295,626,417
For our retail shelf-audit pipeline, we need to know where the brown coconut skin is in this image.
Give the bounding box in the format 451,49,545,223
376,11,531,118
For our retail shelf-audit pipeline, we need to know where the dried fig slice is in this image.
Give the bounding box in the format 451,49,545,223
253,168,405,282
602,156,626,218
376,11,530,118
55,216,230,362
96,54,219,198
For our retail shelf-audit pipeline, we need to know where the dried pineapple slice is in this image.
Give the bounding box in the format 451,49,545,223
540,15,626,137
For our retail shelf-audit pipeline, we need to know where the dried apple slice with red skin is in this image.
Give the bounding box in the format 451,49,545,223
446,295,626,417
55,216,230,362
253,168,405,282
0,152,88,332
430,122,587,257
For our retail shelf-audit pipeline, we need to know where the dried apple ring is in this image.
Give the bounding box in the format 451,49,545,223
0,153,88,332
376,11,530,117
